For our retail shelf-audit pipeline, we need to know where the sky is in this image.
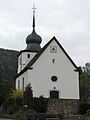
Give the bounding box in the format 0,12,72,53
0,0,90,66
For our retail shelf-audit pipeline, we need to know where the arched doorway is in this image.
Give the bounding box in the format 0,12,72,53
50,90,59,99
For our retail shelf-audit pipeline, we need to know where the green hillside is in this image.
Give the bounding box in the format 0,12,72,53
0,48,19,87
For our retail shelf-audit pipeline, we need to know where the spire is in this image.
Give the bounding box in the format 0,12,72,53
25,4,42,52
32,4,36,29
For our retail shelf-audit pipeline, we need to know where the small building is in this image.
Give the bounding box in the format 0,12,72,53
16,5,79,100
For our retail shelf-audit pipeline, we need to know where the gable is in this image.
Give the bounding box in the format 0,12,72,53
16,36,79,78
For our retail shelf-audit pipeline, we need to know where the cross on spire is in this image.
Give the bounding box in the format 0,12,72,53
32,4,36,28
32,4,36,13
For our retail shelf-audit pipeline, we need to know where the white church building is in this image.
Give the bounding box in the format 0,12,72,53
16,5,79,99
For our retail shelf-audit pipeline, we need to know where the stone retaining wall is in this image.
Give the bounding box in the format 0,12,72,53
47,99,79,115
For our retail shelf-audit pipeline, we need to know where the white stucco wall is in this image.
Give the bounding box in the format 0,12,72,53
28,39,79,99
16,39,79,99
16,70,28,90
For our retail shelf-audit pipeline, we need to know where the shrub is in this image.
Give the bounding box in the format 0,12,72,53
11,90,23,99
23,83,33,108
32,96,48,113
79,101,90,115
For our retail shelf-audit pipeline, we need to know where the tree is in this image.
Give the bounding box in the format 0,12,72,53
85,62,90,75
0,79,12,106
80,71,90,102
23,83,33,108
79,63,90,114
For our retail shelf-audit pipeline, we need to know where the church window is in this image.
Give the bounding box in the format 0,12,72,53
51,76,57,82
18,80,20,90
52,59,55,63
22,78,24,90
27,54,30,58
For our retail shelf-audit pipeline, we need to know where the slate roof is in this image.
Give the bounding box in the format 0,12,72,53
16,36,79,78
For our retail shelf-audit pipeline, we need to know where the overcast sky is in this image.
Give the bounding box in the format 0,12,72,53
0,0,90,66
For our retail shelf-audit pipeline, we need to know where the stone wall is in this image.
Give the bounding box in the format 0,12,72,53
46,99,79,115
45,115,84,120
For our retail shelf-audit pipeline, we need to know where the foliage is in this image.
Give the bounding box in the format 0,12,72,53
3,96,20,114
0,48,18,87
79,63,90,114
11,90,23,99
23,83,33,108
80,71,90,102
23,84,48,113
3,98,13,114
79,101,90,115
32,96,48,113
0,79,12,106
85,62,90,75
15,109,37,120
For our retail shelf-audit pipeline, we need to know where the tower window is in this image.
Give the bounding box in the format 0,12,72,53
27,54,30,58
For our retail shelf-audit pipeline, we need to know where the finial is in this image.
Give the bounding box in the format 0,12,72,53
32,4,36,28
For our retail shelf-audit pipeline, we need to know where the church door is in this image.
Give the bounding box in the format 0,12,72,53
50,90,59,99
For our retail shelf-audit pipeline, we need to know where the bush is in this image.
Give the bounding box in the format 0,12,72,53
79,101,90,115
11,90,23,99
32,96,48,113
23,84,33,108
15,109,37,120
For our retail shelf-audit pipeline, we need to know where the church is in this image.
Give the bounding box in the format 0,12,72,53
16,5,79,100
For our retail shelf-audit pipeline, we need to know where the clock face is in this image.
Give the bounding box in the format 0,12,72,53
50,46,57,53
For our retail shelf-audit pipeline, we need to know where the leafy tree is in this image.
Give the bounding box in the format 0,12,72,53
0,48,18,88
80,71,90,102
0,79,12,106
85,62,90,75
79,63,90,114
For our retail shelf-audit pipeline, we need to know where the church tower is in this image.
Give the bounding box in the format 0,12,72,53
17,4,42,73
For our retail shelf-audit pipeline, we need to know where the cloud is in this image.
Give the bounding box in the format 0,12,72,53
0,0,90,66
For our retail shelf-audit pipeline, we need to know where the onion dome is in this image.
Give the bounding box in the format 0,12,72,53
25,4,42,52
26,29,42,44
